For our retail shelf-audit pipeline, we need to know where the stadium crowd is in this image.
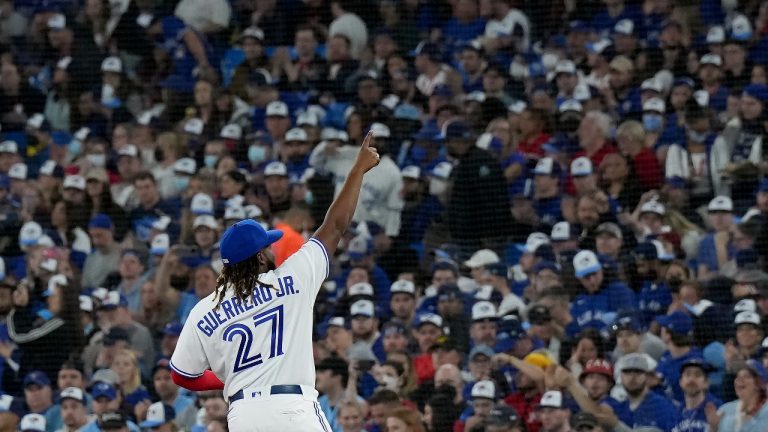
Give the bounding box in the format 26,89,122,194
3,0,768,431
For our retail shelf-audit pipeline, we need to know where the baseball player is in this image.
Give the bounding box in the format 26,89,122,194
169,131,380,431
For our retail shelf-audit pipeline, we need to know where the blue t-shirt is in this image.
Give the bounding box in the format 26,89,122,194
657,348,704,403
672,393,722,432
638,280,672,327
570,281,637,333
534,196,562,228
696,233,735,273
442,18,487,57
502,152,528,198
617,391,680,431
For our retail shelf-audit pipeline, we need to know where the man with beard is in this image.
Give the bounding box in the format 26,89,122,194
469,301,498,348
604,56,640,119
634,240,674,325
349,300,384,362
535,390,571,432
279,128,311,180
672,358,721,432
443,121,511,254
656,311,703,403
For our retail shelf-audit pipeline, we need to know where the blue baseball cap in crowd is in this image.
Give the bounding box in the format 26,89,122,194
533,261,561,275
220,219,283,266
680,356,713,374
486,262,508,278
24,371,51,388
743,84,768,102
139,402,175,428
88,214,113,230
495,318,527,352
441,121,472,140
162,322,182,337
611,310,643,333
411,41,441,61
91,381,117,400
673,77,695,89
744,359,768,384
656,311,693,335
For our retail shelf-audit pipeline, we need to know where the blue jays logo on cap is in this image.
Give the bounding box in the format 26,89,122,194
220,219,283,266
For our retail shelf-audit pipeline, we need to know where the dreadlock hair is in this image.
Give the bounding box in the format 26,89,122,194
214,251,276,309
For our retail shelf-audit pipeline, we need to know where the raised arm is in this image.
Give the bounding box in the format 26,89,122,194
313,131,380,256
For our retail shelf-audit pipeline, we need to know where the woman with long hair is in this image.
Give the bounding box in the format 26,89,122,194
711,360,768,431
7,275,84,382
111,349,151,412
84,168,129,240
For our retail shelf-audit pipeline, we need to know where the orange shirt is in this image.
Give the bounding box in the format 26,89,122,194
272,222,305,266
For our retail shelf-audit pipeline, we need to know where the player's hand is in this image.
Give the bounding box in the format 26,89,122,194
353,131,380,173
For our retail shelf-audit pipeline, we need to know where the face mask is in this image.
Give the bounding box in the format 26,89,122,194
687,129,708,144
154,148,165,162
27,135,39,147
248,146,267,164
68,139,83,157
204,155,218,169
86,154,106,167
429,179,447,196
175,176,190,191
668,277,683,293
642,114,664,132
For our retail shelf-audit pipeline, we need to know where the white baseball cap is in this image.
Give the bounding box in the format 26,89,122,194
140,402,173,428
734,299,757,314
350,300,375,317
614,19,634,35
464,249,500,268
297,112,318,127
56,56,72,70
533,157,559,176
700,54,722,67
19,222,43,246
401,165,421,180
348,282,374,297
508,100,527,114
150,233,170,255
152,215,172,232
416,313,443,328
9,163,27,180
39,160,58,177
522,232,550,254
640,200,666,216
59,387,85,403
193,215,219,230
74,127,90,141
472,301,498,321
79,295,94,312
708,195,733,212
285,128,308,142
183,118,204,135
539,390,564,408
573,250,602,278
0,141,18,153
693,90,710,108
431,162,453,179
570,157,593,177
101,56,122,74
554,60,576,75
550,221,574,241
20,414,46,432
642,97,666,113
47,13,66,30
264,161,288,177
640,78,663,93
240,26,265,42
117,144,138,158
465,91,486,103
558,99,583,113
735,311,761,326
224,206,246,221
173,158,196,175
190,193,214,215
370,122,391,138
390,279,416,296
63,175,86,191
707,26,725,44
471,380,496,400
266,101,289,117
220,124,242,140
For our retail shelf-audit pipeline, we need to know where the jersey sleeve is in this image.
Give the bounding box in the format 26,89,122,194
169,317,210,378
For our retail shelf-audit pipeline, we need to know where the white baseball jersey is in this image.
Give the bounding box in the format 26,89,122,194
170,238,329,398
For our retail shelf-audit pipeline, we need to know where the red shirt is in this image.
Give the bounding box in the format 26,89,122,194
413,353,435,385
573,141,617,168
633,148,662,191
505,392,542,432
518,133,551,159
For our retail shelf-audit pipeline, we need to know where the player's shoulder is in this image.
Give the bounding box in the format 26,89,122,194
277,238,329,273
186,291,222,321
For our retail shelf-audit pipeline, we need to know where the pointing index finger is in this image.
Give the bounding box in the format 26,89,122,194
362,130,373,149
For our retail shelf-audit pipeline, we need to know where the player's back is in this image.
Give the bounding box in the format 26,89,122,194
174,238,329,398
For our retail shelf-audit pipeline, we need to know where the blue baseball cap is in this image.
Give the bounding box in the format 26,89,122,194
680,356,713,374
24,371,50,388
745,359,768,383
411,41,441,61
220,219,283,266
162,322,182,337
656,311,693,335
88,214,113,230
441,121,472,140
611,311,643,333
673,77,695,88
533,261,561,275
431,84,453,98
743,84,768,102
